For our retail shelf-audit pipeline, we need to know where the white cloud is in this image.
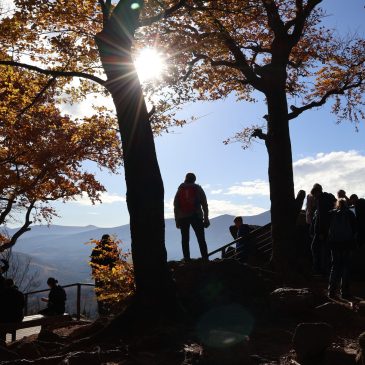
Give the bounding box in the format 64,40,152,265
293,150,365,197
225,179,270,197
211,189,223,195
72,192,126,206
208,200,266,217
164,199,175,218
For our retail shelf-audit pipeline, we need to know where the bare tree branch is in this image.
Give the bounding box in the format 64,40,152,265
251,128,268,141
0,61,106,86
17,75,57,118
0,198,15,226
288,75,364,120
261,0,286,38
0,200,36,252
288,0,322,47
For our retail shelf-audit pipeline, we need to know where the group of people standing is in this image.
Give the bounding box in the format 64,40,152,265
306,183,365,298
172,173,365,301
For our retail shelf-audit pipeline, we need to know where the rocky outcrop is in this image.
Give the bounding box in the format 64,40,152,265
270,288,315,314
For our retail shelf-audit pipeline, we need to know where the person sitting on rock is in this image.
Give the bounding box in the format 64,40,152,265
231,216,252,263
39,277,66,316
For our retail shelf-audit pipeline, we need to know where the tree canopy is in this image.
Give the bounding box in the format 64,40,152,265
136,0,365,128
134,0,365,271
0,65,122,251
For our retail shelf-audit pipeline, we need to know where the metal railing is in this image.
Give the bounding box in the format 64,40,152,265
208,223,272,262
24,283,95,320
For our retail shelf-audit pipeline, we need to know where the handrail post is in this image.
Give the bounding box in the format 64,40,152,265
76,283,81,321
24,294,28,316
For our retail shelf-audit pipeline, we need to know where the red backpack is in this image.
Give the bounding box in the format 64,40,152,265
178,185,199,215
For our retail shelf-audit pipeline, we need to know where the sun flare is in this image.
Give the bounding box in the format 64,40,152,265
134,48,166,83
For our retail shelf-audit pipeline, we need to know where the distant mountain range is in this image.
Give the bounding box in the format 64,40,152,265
7,211,270,290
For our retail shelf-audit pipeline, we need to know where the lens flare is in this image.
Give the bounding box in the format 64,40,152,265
134,48,166,83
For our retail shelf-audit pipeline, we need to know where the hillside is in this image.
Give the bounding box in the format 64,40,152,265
7,211,270,288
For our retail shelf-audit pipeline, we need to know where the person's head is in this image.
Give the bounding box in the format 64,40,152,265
233,216,243,228
337,189,347,199
349,194,359,206
101,234,110,243
335,198,348,210
47,277,58,288
184,173,196,184
311,183,323,198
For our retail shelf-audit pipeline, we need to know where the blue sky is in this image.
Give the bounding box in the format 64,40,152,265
50,0,365,227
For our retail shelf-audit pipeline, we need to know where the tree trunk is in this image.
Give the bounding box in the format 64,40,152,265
95,0,175,308
265,84,299,274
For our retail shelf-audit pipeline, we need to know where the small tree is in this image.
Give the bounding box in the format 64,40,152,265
88,236,134,315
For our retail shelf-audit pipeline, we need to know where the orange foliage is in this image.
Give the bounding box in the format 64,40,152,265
0,65,122,251
88,236,135,313
130,1,365,137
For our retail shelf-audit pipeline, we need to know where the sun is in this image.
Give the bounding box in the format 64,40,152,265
134,48,166,83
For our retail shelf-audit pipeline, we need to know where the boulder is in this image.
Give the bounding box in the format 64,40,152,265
170,260,274,318
325,346,357,365
270,288,314,314
314,302,355,325
292,322,333,360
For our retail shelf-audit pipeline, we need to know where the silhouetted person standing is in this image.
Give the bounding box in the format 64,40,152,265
0,279,24,323
328,199,357,299
350,194,365,247
39,277,66,316
174,173,210,261
90,234,118,316
311,184,336,275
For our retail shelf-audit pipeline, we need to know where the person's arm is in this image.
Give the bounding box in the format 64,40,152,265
198,186,209,227
229,225,238,239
